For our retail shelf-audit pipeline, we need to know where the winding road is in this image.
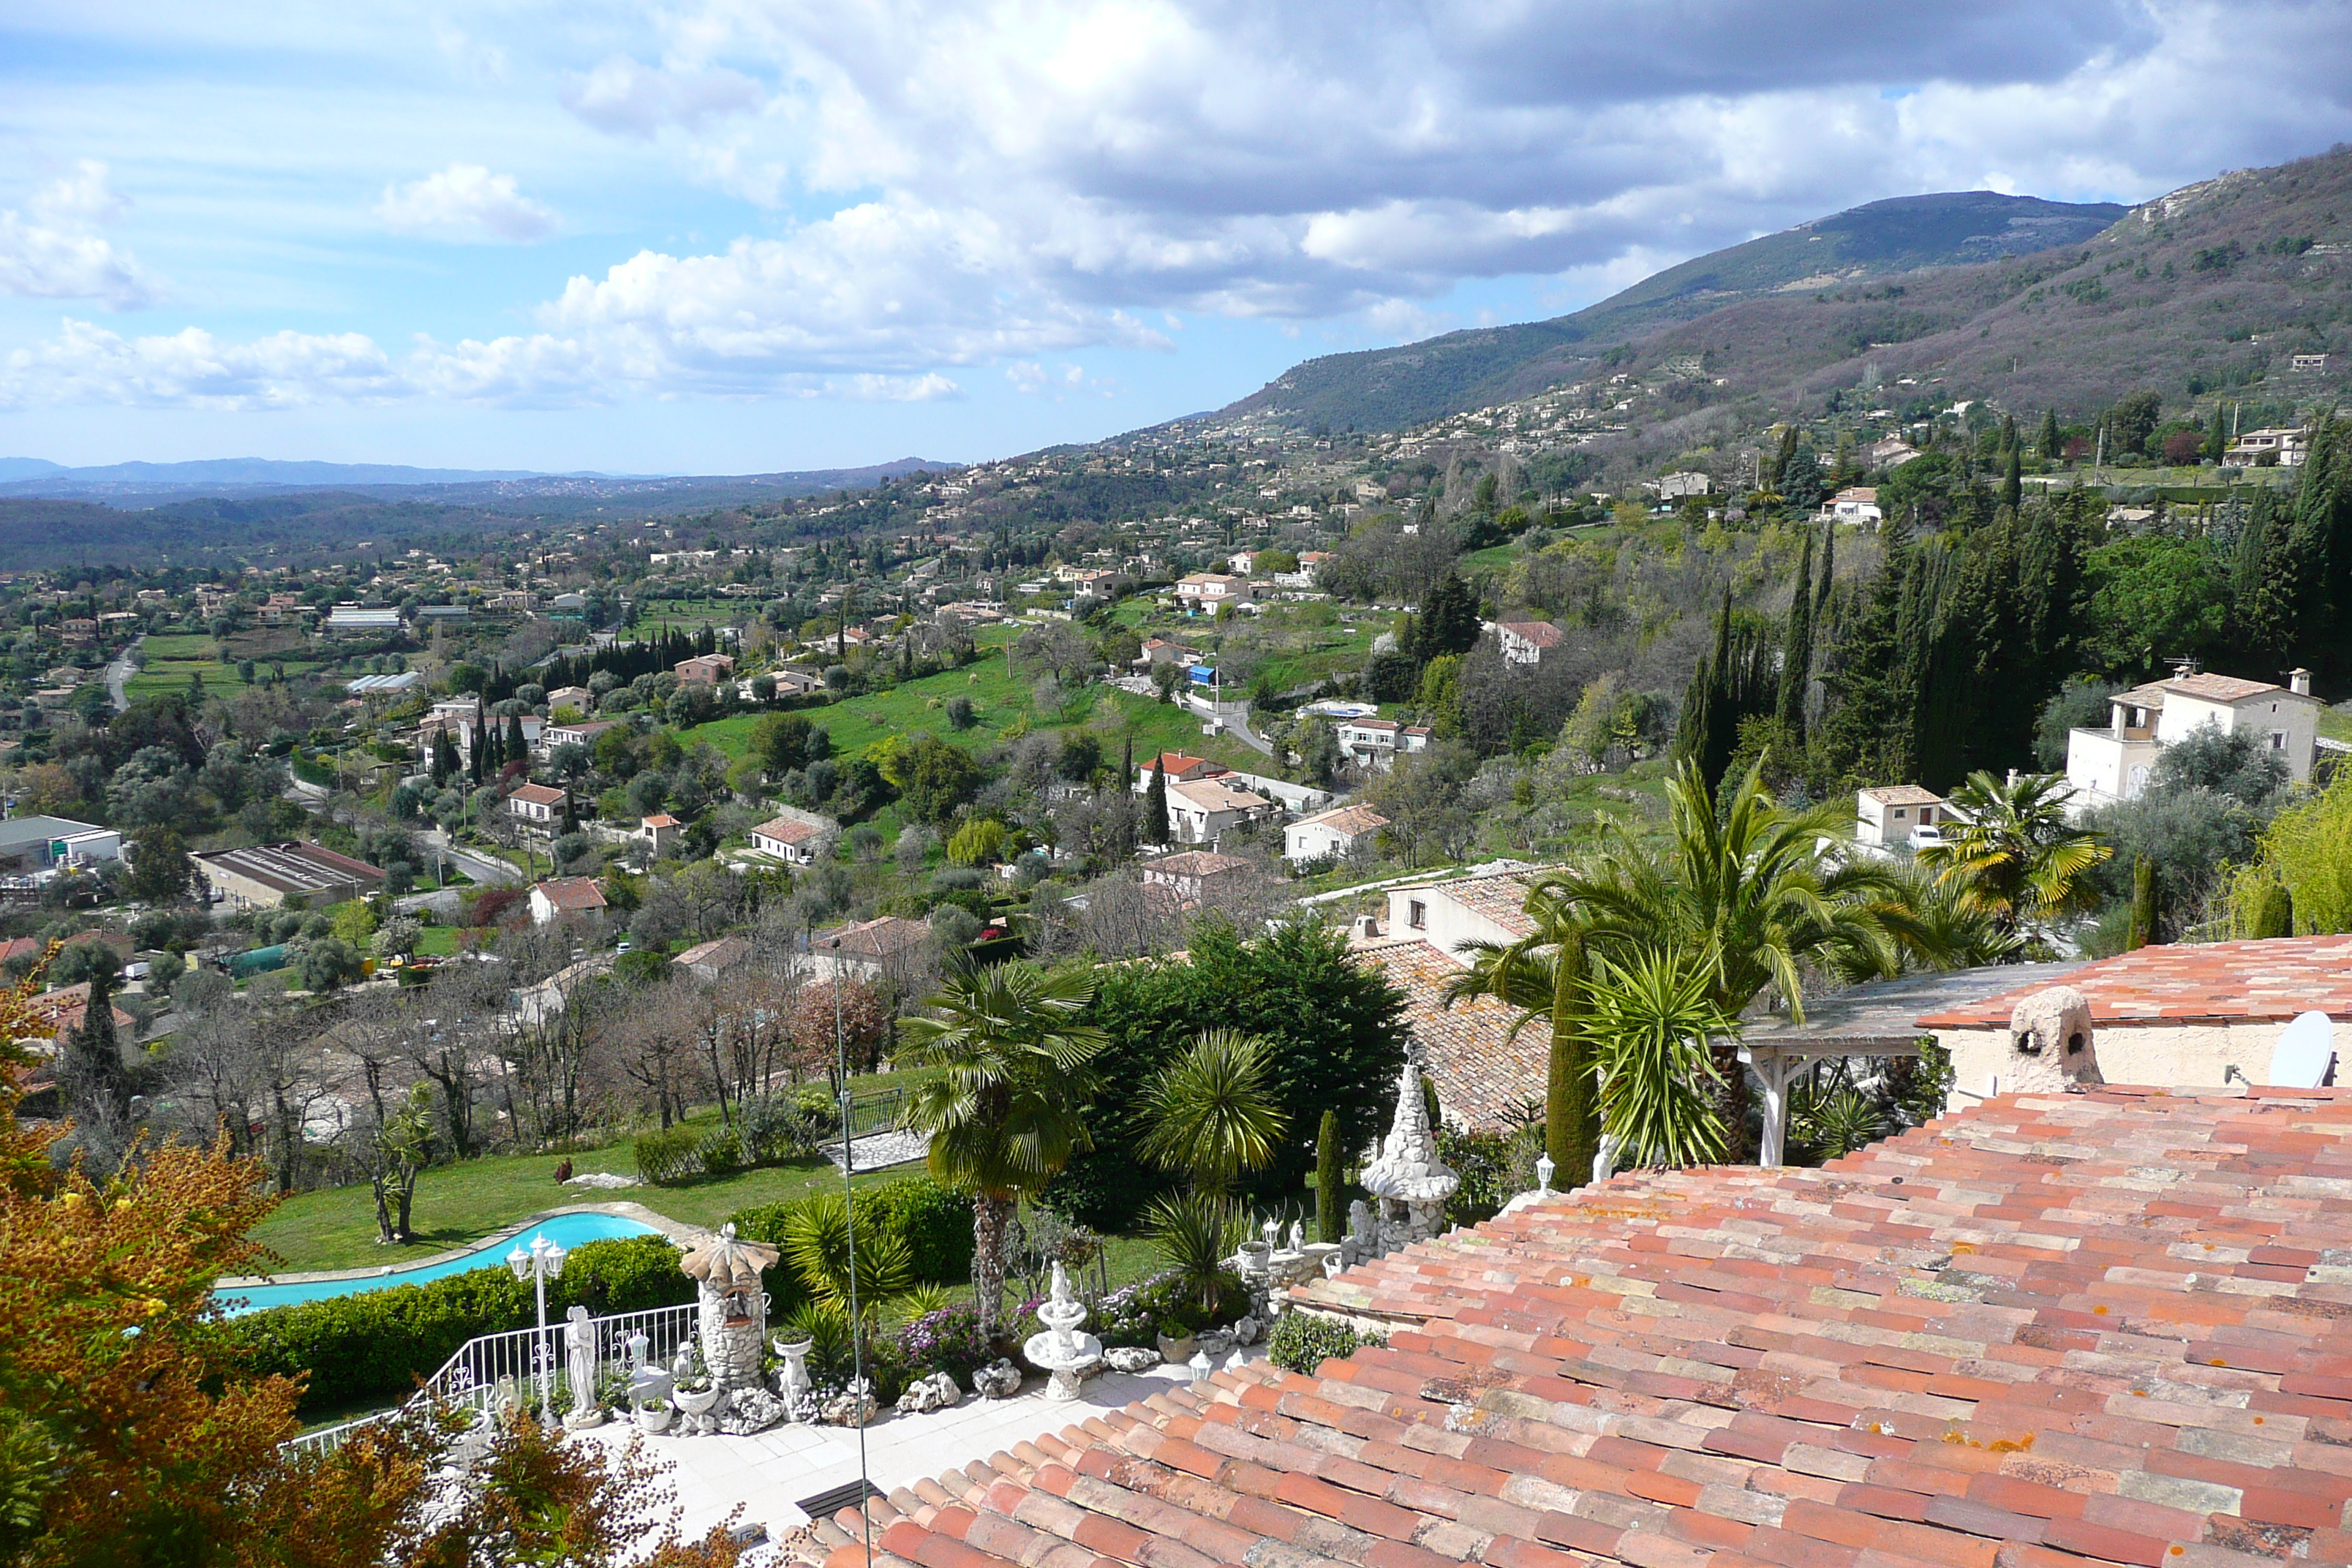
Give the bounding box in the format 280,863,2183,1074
105,634,143,712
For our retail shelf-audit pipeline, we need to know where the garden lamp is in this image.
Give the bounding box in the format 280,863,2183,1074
508,1234,568,1426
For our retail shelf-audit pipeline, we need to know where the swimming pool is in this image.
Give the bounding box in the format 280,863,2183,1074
214,1211,662,1316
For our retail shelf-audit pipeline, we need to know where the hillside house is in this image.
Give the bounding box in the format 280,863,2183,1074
1164,775,1277,846
749,814,830,867
1173,573,1260,611
528,877,607,926
1284,803,1388,863
1494,620,1563,666
1866,436,1920,467
1854,785,1949,850
1823,486,1882,525
1131,638,1201,671
538,717,618,757
674,653,736,686
810,915,930,983
544,685,594,716
1650,470,1711,500
2065,667,2320,809
504,783,567,829
671,936,751,981
1139,848,1251,906
2227,426,2310,467
636,813,681,857
1335,716,1432,772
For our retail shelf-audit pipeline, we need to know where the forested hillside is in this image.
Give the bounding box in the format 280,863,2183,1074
1219,150,2351,434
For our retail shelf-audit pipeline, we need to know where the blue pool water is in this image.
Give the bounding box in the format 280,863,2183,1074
214,1212,661,1316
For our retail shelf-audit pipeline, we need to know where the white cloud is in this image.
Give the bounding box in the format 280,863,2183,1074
0,162,157,310
0,318,398,410
377,164,559,244
10,1,2352,413
561,55,764,139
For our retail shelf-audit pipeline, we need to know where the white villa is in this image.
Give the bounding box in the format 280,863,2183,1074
1854,785,1950,851
2064,668,2320,810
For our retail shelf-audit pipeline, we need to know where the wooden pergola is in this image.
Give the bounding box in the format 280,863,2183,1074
1738,961,2087,1166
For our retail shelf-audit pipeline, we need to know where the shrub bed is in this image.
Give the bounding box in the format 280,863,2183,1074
1266,1313,1384,1376
223,1235,690,1418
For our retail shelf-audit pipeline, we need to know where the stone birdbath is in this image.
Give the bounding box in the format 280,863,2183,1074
678,1222,788,1434
1022,1261,1103,1401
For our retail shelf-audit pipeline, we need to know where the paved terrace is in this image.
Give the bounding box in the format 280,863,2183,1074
791,1086,2352,1568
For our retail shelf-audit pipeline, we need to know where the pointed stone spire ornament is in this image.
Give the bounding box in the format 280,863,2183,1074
1360,1057,1458,1255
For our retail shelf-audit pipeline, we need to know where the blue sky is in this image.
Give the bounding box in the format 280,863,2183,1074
2,1,2348,475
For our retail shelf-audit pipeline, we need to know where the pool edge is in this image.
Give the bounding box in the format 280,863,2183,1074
216,1201,709,1289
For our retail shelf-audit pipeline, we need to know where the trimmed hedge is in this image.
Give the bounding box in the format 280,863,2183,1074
1266,1313,1384,1376
223,1235,690,1417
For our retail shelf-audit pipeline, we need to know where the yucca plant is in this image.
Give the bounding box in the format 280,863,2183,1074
1145,1191,1246,1318
1572,947,1739,1170
1138,1029,1288,1197
780,1190,915,1316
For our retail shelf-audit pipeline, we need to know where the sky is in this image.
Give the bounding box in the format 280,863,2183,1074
1,1,2350,477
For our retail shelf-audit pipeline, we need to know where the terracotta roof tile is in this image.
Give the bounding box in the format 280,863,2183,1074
803,1089,2352,1568
1915,936,2352,1028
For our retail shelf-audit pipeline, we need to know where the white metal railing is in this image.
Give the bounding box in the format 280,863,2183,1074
281,1301,698,1458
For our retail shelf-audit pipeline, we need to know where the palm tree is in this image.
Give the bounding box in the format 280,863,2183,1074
897,963,1107,1343
1455,758,1924,1171
1137,1030,1288,1197
1915,771,2109,942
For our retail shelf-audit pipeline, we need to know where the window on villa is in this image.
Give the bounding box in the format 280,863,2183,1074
2273,732,2288,750
1408,900,1426,930
1891,807,1907,820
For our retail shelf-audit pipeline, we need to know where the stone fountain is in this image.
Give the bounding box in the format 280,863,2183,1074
1022,1260,1103,1400
677,1222,788,1435
1360,1057,1459,1257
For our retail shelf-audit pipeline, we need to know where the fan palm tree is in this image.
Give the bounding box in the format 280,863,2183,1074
1915,771,2110,941
897,963,1107,1343
1137,1029,1288,1197
1455,758,1930,1172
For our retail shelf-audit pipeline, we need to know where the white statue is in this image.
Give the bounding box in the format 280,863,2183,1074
564,1305,605,1428
1286,1220,1305,1254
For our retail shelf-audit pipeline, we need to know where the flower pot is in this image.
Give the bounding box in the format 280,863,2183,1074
638,1403,674,1434
1156,1331,1196,1363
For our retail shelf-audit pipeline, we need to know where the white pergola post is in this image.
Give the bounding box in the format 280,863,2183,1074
1738,1043,1805,1169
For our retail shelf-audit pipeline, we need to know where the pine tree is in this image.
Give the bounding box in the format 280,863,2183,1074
1412,570,1480,663
1145,758,1170,845
1775,527,1814,744
62,969,127,1123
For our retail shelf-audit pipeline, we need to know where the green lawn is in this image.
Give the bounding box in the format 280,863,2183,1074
411,925,460,957
127,632,321,701
683,652,1263,772
252,1138,907,1274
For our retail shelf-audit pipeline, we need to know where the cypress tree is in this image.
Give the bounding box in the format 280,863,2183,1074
2127,854,2160,950
63,969,127,1123
2038,408,2062,462
1776,528,1814,744
1145,758,1170,845
2002,445,2023,513
1413,569,1480,663
1316,1109,1342,1244
1814,517,1836,627
505,712,528,765
469,714,486,783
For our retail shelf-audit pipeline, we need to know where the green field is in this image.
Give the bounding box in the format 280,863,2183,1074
126,633,320,701
684,649,1264,772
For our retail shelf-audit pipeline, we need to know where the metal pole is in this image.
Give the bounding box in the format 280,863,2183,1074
535,1256,553,1426
829,937,873,1564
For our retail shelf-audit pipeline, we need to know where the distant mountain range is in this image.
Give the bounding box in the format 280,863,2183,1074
0,455,955,506
1222,189,2136,433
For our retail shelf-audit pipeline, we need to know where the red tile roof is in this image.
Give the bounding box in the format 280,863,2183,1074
1500,620,1564,647
753,815,826,845
804,1088,2352,1568
1917,935,2352,1029
532,877,607,912
508,783,566,806
1355,937,1545,1129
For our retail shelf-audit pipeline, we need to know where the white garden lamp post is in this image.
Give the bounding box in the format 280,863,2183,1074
507,1233,568,1426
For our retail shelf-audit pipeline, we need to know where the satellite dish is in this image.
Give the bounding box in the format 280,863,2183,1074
2269,1010,2337,1089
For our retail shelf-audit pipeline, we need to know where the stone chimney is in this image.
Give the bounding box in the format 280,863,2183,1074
2005,986,2101,1095
2291,667,2315,696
